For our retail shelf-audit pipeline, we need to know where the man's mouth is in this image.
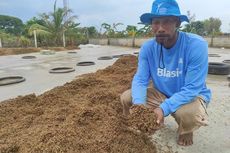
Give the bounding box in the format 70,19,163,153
156,34,169,42
156,34,169,38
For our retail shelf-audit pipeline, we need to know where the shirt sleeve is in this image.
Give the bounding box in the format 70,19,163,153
160,40,209,116
131,45,151,104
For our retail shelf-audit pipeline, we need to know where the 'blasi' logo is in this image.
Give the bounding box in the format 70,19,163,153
157,68,182,77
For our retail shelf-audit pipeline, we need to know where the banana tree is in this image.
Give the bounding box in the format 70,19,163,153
126,25,138,37
126,25,137,47
101,22,123,38
138,24,152,37
112,23,123,33
101,23,112,37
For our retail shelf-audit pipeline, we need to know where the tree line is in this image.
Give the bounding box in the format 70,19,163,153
182,11,222,36
0,4,225,48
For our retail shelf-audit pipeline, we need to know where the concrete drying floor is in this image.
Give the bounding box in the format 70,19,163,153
0,45,138,102
152,47,230,153
0,45,229,153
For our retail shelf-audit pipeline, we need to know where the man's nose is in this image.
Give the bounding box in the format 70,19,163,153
157,24,165,33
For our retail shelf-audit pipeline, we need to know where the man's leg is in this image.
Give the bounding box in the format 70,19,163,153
146,87,166,108
172,97,208,146
120,87,166,116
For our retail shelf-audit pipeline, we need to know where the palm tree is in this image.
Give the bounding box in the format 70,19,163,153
101,23,112,37
29,24,51,48
29,0,77,47
112,23,123,33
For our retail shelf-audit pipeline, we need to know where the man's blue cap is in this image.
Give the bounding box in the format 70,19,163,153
140,0,189,24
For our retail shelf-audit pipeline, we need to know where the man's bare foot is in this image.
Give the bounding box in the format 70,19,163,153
177,133,193,146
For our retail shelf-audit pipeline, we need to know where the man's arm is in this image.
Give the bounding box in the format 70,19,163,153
160,40,209,116
132,45,151,104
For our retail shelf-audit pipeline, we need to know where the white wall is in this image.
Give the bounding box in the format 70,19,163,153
89,37,230,48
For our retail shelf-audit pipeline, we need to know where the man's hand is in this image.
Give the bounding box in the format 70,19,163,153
153,107,164,125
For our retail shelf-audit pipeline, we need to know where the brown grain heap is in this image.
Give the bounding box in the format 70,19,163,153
0,56,161,153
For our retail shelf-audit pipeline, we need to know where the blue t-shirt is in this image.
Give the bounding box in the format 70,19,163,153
131,31,211,116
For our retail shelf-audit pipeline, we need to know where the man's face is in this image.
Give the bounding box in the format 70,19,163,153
151,16,179,45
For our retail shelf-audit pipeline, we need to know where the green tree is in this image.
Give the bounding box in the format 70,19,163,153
0,29,19,47
181,11,197,33
101,22,123,38
65,23,91,46
78,26,98,39
112,23,123,33
101,23,113,37
28,0,77,47
126,25,137,37
203,17,222,36
18,36,31,47
0,30,8,47
0,15,24,35
182,21,205,35
29,23,52,47
86,26,98,38
137,24,152,37
24,17,46,36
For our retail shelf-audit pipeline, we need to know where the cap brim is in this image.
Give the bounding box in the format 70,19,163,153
140,13,189,25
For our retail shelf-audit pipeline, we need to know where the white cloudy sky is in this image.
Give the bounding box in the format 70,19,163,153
0,0,229,32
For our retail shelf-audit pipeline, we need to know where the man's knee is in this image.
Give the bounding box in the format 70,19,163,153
173,98,208,134
174,107,197,125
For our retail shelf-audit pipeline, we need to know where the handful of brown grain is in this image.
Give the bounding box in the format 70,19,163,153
127,105,159,135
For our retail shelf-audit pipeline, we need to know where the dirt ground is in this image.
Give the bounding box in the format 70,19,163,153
0,47,79,56
0,56,168,153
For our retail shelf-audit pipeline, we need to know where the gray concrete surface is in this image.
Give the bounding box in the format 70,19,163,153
0,46,229,153
152,48,230,153
0,45,138,102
